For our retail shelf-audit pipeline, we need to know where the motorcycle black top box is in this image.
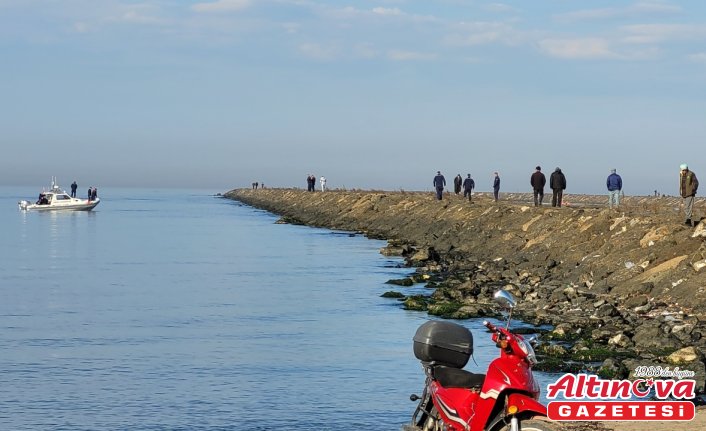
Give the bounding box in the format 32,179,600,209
412,320,473,368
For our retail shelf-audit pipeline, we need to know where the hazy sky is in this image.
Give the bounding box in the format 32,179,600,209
2,0,705,194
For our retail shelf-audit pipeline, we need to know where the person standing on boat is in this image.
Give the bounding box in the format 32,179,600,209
87,187,93,202
71,181,78,198
91,187,98,201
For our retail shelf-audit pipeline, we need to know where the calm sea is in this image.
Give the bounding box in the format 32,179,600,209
0,186,557,431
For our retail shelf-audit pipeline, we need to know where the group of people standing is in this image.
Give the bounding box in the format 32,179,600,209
431,163,700,227
434,166,596,209
530,166,567,207
306,174,326,192
450,174,476,202
70,181,98,201
87,186,98,202
434,171,500,202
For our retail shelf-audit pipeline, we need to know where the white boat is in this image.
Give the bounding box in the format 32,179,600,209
18,177,100,211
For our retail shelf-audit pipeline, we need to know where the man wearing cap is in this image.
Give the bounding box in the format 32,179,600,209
433,171,446,200
606,169,622,208
530,166,546,206
679,164,699,226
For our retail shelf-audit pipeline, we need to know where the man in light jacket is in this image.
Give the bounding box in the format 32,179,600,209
680,164,699,226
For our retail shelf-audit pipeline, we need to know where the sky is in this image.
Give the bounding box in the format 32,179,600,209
2,0,705,195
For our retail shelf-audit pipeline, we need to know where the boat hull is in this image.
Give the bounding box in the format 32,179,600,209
19,199,100,211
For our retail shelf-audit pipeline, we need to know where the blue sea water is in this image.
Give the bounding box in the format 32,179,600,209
0,187,557,431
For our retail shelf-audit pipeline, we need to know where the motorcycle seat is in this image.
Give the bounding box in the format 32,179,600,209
433,366,486,389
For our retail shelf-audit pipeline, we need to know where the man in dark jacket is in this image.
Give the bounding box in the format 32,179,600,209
606,169,622,208
433,171,446,200
454,174,462,195
680,164,699,226
550,167,567,207
530,166,546,206
462,174,475,202
493,172,500,202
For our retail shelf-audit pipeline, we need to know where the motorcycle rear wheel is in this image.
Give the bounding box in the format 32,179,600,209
402,406,441,431
498,419,559,431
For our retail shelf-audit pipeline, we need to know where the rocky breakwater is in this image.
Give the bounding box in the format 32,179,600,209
225,188,706,395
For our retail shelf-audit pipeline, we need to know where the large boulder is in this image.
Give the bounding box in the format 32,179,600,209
632,322,680,352
666,346,704,365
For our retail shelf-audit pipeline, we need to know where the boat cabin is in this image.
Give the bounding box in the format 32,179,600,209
36,191,72,205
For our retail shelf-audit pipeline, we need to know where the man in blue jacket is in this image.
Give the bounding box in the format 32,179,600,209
433,171,446,200
463,174,475,202
606,169,622,208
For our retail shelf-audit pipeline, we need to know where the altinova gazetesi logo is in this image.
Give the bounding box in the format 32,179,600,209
546,371,697,421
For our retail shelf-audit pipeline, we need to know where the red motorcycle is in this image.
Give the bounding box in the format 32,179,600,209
406,290,557,431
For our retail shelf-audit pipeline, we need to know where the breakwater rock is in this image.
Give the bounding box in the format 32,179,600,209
224,188,706,392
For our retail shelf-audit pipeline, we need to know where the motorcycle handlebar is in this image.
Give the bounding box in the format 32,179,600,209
484,320,511,338
483,320,496,332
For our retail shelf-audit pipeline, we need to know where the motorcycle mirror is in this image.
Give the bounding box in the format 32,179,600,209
527,335,539,347
493,290,517,330
493,290,517,309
